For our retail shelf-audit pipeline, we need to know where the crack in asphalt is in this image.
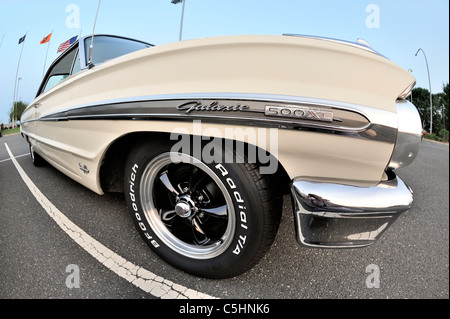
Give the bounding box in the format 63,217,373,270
4,142,216,299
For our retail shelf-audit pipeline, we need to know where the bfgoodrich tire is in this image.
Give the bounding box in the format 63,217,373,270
124,138,282,279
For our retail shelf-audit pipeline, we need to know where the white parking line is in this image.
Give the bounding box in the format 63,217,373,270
0,152,30,163
4,143,216,299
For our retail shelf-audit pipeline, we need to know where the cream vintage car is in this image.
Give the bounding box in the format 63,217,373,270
20,34,422,279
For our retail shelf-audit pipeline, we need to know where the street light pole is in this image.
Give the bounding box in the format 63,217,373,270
16,77,22,124
172,0,186,41
16,77,22,101
415,48,433,134
13,77,22,128
13,33,26,129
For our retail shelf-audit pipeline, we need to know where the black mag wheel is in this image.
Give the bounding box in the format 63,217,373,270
124,139,282,279
140,152,236,260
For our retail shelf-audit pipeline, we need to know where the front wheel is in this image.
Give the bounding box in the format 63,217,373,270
124,139,282,279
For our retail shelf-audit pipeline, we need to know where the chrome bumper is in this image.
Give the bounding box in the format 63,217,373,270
291,173,413,248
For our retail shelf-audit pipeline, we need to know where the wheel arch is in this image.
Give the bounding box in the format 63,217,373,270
99,131,291,195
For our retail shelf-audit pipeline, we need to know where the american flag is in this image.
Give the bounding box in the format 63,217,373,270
57,36,78,53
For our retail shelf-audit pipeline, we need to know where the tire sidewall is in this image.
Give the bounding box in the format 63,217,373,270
124,139,266,278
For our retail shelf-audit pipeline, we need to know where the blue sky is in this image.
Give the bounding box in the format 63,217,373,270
0,0,448,124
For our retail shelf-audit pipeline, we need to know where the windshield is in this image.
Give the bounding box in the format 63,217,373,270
84,36,152,66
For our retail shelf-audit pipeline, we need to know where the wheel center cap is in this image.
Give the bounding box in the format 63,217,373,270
175,201,192,218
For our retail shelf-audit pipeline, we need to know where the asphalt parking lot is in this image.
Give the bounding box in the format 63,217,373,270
0,133,448,300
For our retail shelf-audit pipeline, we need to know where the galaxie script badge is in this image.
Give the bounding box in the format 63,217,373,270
177,101,249,114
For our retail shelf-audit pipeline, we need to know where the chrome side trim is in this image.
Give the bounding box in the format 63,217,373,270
30,93,398,143
37,93,399,129
291,174,413,248
25,93,398,143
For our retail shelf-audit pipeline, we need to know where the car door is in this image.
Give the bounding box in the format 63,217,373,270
25,44,82,180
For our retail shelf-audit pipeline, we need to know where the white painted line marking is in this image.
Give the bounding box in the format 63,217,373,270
0,152,30,163
4,143,216,299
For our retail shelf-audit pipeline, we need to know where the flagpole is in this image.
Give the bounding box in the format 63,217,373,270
179,0,186,41
42,31,53,77
13,32,27,128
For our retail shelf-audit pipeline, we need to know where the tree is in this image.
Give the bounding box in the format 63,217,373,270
441,82,449,131
412,83,449,140
8,100,28,124
412,87,431,131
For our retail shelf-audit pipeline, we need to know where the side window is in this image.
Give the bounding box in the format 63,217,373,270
40,46,77,94
43,75,69,92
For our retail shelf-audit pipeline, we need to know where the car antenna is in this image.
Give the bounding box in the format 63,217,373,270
88,0,102,69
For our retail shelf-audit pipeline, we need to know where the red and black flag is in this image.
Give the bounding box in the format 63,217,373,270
40,33,52,44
